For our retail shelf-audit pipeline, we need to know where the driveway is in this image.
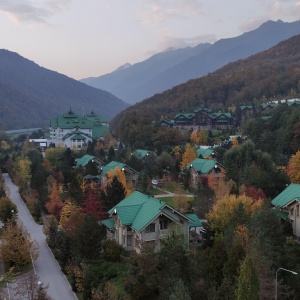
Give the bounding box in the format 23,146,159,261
2,173,77,300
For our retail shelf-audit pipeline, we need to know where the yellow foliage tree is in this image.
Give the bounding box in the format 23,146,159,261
286,151,300,183
232,137,239,148
190,131,199,144
17,156,32,183
107,167,131,196
206,194,263,233
180,144,197,170
0,140,10,151
197,129,207,145
0,219,39,269
59,200,81,229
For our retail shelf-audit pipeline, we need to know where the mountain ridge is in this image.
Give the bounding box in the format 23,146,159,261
0,49,129,130
81,19,300,104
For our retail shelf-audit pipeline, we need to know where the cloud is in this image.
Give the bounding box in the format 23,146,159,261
0,0,71,24
239,1,300,33
136,0,204,25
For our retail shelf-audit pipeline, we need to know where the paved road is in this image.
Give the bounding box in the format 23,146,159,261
2,173,77,300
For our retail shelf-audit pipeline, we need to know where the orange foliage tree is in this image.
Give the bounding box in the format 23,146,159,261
180,144,197,170
206,194,263,233
107,167,131,196
286,150,300,183
45,182,63,220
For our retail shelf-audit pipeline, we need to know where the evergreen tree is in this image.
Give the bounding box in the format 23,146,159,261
102,176,126,210
235,255,259,300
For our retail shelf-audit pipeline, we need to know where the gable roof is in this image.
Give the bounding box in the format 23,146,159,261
101,160,125,175
185,213,202,228
197,148,213,158
75,154,101,167
133,149,150,160
271,183,300,208
107,191,190,232
188,158,217,174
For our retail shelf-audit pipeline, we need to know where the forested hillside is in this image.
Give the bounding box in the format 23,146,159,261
110,34,300,139
0,50,129,130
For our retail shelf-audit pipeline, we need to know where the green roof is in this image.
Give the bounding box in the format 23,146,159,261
102,218,115,229
133,149,150,160
102,161,125,175
50,110,109,139
274,210,289,220
271,183,300,208
108,191,166,231
92,124,110,139
75,154,96,167
188,158,217,174
197,148,213,158
70,134,86,140
185,213,202,228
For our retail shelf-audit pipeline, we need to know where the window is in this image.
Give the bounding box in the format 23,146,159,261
297,205,299,217
127,235,132,246
160,220,168,230
145,223,155,233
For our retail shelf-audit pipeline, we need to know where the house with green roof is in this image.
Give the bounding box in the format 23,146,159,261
196,148,213,159
271,183,300,237
102,191,192,253
187,158,220,188
172,106,234,130
48,108,109,148
101,160,139,188
132,149,156,162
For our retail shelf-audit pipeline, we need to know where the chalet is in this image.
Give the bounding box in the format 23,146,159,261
101,160,139,188
196,148,214,159
172,107,234,129
102,191,192,253
186,158,220,188
271,183,300,238
49,109,109,148
132,149,156,162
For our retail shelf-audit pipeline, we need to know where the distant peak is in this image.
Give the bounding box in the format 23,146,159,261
162,47,176,53
114,63,132,72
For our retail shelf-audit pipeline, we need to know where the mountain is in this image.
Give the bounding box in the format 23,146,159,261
0,49,129,130
80,43,211,104
110,33,300,136
81,20,300,104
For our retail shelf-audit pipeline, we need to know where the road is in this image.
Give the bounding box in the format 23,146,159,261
2,173,77,300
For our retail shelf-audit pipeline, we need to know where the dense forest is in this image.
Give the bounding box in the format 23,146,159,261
110,34,300,141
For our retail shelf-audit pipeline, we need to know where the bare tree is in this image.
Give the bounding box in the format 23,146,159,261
12,270,50,300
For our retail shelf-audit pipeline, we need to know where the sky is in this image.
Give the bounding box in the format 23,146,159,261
0,1,300,80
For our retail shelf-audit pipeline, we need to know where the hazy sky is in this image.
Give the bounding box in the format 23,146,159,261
1,0,300,80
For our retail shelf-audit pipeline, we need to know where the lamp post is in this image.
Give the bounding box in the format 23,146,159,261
275,267,297,300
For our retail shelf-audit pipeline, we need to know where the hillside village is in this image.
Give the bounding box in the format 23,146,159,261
2,24,300,300
1,96,300,299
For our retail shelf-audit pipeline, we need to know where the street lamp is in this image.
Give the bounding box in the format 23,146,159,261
275,267,297,300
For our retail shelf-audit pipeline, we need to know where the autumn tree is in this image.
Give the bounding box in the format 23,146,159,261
45,182,63,220
0,219,39,269
180,144,197,170
286,150,300,183
59,200,81,229
107,167,131,196
197,129,207,145
207,194,263,233
82,185,107,220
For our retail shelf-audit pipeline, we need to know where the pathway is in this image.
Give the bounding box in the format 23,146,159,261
2,173,77,300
